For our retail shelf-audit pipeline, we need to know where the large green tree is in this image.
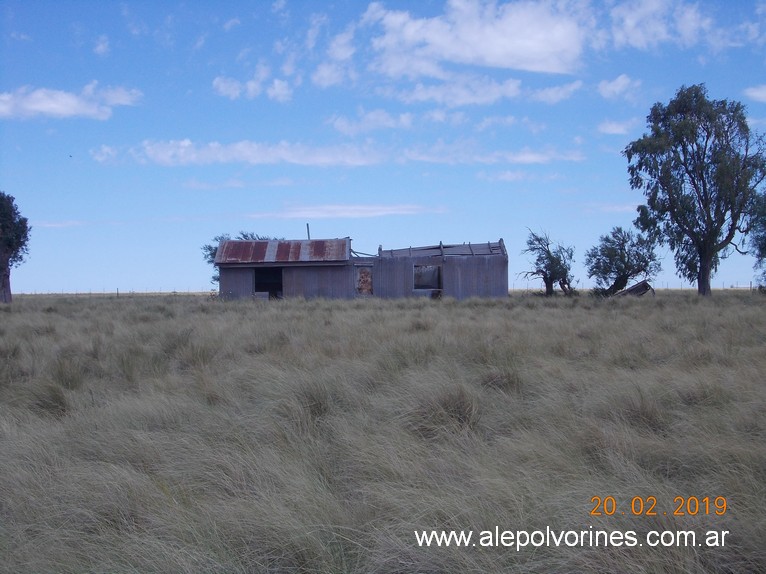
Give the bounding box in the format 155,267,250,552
585,226,660,296
1,192,31,304
624,84,766,295
751,192,766,285
520,229,575,296
201,231,281,284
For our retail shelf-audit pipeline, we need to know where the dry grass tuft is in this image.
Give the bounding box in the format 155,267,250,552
0,291,764,572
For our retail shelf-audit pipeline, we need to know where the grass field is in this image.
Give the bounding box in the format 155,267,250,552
1,292,764,573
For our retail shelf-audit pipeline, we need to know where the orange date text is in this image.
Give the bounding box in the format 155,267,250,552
589,496,727,517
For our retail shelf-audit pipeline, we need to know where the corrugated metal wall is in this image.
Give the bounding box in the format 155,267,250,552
371,255,507,299
218,255,508,300
371,257,410,298
443,255,508,298
219,268,255,299
283,266,355,299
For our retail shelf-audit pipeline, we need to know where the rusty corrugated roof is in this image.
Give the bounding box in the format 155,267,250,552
215,238,351,265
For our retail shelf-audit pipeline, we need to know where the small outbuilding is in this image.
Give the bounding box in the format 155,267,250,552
215,237,508,300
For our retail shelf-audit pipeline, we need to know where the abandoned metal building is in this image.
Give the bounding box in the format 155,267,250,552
214,237,508,300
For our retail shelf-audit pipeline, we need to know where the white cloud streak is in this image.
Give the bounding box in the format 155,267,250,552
94,35,110,56
598,74,641,99
403,141,584,165
744,84,766,103
136,139,383,167
0,81,142,120
267,79,292,102
35,220,86,228
223,18,241,31
312,25,357,88
530,81,583,104
399,76,521,107
212,63,274,100
330,108,413,135
597,119,638,135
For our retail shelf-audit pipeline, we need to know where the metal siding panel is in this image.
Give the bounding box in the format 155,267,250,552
284,266,355,299
282,267,300,298
443,256,507,299
373,257,415,298
219,268,254,300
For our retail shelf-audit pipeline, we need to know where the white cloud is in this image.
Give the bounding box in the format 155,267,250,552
223,18,241,31
331,108,413,135
306,14,328,50
610,0,672,49
476,115,516,131
399,76,521,107
744,84,766,103
329,26,356,61
90,144,118,163
495,148,584,164
94,35,110,56
425,109,467,125
247,63,271,97
362,0,591,77
610,0,712,50
312,25,357,88
0,81,141,120
479,170,527,182
213,63,271,100
137,139,383,167
404,141,583,165
530,80,583,104
673,3,713,48
272,0,287,15
597,119,638,135
312,62,345,88
34,220,86,228
267,79,292,102
212,76,242,99
193,34,207,50
97,85,143,106
183,178,245,190
598,74,641,99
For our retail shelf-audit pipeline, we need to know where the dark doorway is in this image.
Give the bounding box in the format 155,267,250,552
254,267,283,299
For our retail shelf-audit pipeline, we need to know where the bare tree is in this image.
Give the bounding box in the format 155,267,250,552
520,229,575,296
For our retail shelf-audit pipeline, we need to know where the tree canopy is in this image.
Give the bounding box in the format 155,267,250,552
585,226,660,297
202,232,282,284
624,84,766,295
751,193,766,285
1,191,31,303
520,229,574,296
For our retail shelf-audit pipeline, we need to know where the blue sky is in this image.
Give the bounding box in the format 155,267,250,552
3,0,766,293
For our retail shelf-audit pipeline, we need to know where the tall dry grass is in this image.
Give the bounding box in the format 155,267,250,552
0,292,764,573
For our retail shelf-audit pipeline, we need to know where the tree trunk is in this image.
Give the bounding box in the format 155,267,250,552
606,274,630,297
0,265,11,304
543,276,555,296
697,253,712,296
